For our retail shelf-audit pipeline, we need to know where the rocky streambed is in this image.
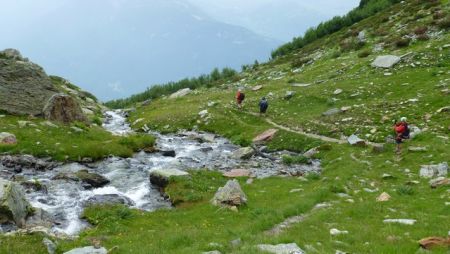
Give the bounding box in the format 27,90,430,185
0,110,320,236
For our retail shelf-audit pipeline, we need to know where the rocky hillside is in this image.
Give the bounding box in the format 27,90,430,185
0,48,103,122
0,49,155,162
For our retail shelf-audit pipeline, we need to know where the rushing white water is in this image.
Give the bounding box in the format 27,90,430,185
1,110,320,236
102,110,132,136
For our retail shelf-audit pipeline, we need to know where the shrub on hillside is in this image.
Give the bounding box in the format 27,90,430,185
393,37,411,48
433,11,445,20
291,57,312,68
438,17,450,29
340,38,365,52
358,49,372,58
413,26,428,35
416,34,430,41
374,27,389,36
330,50,342,59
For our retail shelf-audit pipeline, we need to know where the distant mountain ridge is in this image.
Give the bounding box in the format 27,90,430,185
0,0,280,101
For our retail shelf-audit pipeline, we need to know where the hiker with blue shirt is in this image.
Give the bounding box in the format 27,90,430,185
259,97,269,116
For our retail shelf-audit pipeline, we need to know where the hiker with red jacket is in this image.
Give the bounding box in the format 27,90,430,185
236,89,245,109
393,117,410,154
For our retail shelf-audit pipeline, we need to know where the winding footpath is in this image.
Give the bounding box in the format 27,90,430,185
242,111,383,146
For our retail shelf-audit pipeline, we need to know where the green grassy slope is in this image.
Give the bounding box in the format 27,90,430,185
1,0,449,253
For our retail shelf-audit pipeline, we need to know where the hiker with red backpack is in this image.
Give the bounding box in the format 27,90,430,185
393,117,410,154
236,89,245,109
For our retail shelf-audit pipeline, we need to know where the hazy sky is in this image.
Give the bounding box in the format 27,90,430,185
0,1,360,100
188,0,359,41
0,0,359,42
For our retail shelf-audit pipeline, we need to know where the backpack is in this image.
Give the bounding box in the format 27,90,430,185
238,92,245,101
260,100,268,110
403,123,410,138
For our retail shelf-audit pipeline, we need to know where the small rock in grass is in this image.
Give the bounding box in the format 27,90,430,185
211,180,247,208
333,89,343,95
420,163,448,178
383,219,416,225
252,85,263,91
0,132,17,145
203,251,222,254
347,135,366,146
257,243,305,254
382,174,395,180
408,146,427,152
42,238,56,254
303,147,319,158
330,228,349,236
284,91,295,100
63,246,107,254
198,110,209,118
436,106,450,113
340,106,352,112
230,238,241,247
429,177,450,188
419,237,450,250
376,192,391,202
322,108,341,116
70,126,84,133
253,129,278,143
372,144,385,153
371,55,401,68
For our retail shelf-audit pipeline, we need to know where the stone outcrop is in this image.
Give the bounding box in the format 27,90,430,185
0,49,58,116
371,55,401,68
0,178,33,227
169,88,191,99
43,94,87,124
75,170,110,189
84,194,135,207
1,155,58,172
211,180,247,208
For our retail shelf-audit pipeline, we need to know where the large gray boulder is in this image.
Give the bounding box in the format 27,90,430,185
0,49,58,116
43,94,87,124
84,194,135,207
149,168,189,188
371,55,401,68
0,178,33,227
420,162,448,178
169,88,191,99
231,147,255,160
1,154,57,171
0,132,17,145
75,170,110,189
322,108,341,116
63,246,107,254
347,134,366,146
211,180,247,207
